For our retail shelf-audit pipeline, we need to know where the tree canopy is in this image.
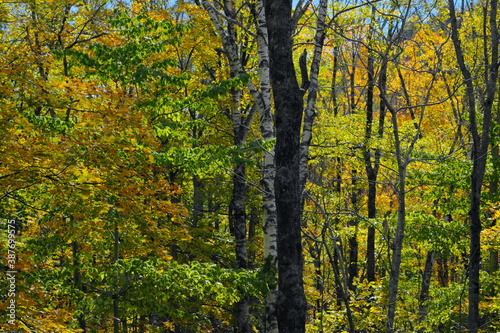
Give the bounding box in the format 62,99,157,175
1,0,499,332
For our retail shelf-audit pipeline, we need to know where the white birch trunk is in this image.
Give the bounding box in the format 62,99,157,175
255,1,278,332
299,0,328,193
201,1,278,331
200,2,252,331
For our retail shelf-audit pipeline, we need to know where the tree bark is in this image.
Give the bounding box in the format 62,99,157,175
385,156,407,333
364,7,387,282
199,1,261,330
254,1,279,331
364,41,378,283
324,232,356,333
418,250,434,329
348,170,360,290
298,0,328,193
201,1,279,330
265,0,307,331
447,0,499,331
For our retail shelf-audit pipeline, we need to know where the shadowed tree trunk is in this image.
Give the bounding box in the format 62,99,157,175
447,0,499,331
363,9,387,282
265,0,307,331
200,0,261,330
418,250,434,330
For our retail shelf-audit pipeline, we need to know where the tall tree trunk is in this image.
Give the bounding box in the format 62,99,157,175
447,0,499,331
201,1,279,329
364,47,378,283
265,0,307,331
200,1,261,330
230,92,251,333
386,158,407,333
299,0,328,192
331,47,340,117
254,1,279,331
382,84,417,332
364,12,387,282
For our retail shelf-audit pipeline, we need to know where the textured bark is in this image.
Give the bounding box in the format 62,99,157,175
230,94,251,333
199,1,259,331
447,0,499,331
201,1,278,330
299,0,328,192
364,25,377,284
254,1,278,331
418,250,434,328
231,163,248,270
386,159,407,333
265,0,307,331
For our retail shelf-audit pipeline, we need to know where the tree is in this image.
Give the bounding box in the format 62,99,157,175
447,0,499,331
265,0,308,331
3,0,500,331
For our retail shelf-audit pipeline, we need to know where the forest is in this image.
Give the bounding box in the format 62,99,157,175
0,0,499,332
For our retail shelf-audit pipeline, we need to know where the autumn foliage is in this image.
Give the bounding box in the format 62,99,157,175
1,0,500,332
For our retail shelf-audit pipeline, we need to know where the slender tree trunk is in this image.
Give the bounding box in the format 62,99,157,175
418,250,434,330
230,94,251,333
299,0,328,192
331,47,340,117
348,170,360,290
231,163,248,270
113,218,120,333
487,34,500,284
325,233,355,333
386,163,407,333
363,6,388,284
382,91,415,332
447,1,499,331
72,240,87,332
192,176,203,228
349,49,357,114
254,1,279,331
199,2,260,330
364,45,377,283
365,58,387,283
265,0,307,331
490,139,499,276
